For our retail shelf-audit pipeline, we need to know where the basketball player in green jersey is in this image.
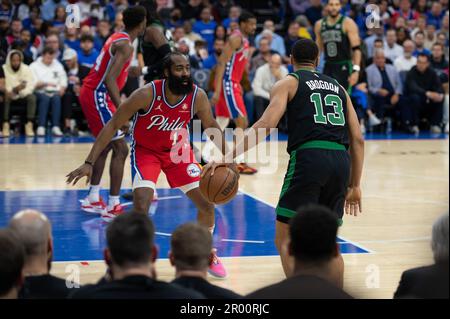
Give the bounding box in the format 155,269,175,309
202,39,364,277
315,0,362,92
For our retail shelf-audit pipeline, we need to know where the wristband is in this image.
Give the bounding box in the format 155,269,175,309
85,160,94,166
352,65,360,72
142,66,148,75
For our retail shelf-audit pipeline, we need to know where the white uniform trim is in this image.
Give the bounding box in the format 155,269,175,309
178,181,200,194
132,175,156,190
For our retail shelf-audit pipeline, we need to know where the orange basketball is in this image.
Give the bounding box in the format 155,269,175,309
200,166,239,204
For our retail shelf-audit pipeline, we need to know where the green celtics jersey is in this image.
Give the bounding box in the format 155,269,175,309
320,15,352,63
286,69,349,154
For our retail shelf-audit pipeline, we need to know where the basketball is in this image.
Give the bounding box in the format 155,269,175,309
200,166,239,205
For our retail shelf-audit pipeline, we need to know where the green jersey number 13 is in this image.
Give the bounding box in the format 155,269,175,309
310,92,345,126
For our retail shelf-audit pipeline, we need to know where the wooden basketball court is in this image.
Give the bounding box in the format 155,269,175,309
0,135,448,298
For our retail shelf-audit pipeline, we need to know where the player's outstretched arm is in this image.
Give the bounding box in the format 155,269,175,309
202,77,295,177
66,85,153,186
344,91,364,216
195,88,228,156
211,35,241,106
104,41,134,108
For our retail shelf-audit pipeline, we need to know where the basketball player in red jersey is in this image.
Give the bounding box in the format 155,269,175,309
67,52,231,278
210,11,258,175
78,6,147,219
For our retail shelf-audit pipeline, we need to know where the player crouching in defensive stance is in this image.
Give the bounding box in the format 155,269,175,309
67,52,233,278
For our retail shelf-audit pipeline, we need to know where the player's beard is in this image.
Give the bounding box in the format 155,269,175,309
329,9,340,18
168,73,194,95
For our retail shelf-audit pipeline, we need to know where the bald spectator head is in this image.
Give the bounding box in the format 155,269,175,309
269,53,282,70
9,209,53,274
432,213,449,264
403,40,415,58
0,229,25,299
170,223,213,276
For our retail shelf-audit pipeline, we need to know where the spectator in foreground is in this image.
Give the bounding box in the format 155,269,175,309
246,205,352,299
9,209,72,299
394,213,449,299
170,223,241,299
0,229,24,299
70,213,204,299
2,50,36,137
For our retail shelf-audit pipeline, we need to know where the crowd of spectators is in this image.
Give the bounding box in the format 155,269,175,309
1,205,447,299
0,0,448,138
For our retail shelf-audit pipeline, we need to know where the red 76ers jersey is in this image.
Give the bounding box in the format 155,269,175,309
131,79,198,153
82,32,132,92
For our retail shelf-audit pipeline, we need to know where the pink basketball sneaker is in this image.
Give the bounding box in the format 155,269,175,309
208,249,227,278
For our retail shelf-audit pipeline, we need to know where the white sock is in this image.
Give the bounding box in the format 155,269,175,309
88,185,101,203
108,196,120,210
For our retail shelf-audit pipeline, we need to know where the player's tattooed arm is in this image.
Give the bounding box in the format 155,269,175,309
66,85,153,186
344,90,364,216
195,88,228,156
104,40,134,108
211,35,242,106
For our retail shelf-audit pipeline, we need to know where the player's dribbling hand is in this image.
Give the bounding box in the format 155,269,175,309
121,122,130,135
201,161,239,178
344,186,362,216
66,163,93,186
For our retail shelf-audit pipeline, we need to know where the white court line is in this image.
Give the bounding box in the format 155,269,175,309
155,232,171,237
337,235,375,254
221,239,265,244
365,195,449,206
238,189,374,254
237,189,277,208
156,231,266,244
